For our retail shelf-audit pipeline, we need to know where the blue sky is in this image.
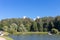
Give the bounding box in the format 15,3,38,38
0,0,60,20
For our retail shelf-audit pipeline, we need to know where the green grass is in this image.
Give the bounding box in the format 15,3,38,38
13,32,48,35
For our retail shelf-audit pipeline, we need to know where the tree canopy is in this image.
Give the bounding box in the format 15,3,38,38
0,16,60,33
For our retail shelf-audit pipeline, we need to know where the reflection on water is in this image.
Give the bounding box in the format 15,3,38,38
8,34,60,40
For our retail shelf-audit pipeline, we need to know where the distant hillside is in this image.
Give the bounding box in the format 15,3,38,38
0,16,60,33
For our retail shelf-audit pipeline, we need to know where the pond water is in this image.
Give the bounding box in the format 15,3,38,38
8,34,60,40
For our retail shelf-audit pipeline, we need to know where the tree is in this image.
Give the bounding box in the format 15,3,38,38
9,23,18,33
36,18,43,32
3,26,8,32
20,24,28,32
43,23,48,32
54,16,60,31
33,22,38,32
0,16,60,33
25,24,30,32
48,22,54,31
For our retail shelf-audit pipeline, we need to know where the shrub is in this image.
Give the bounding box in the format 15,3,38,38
51,28,59,34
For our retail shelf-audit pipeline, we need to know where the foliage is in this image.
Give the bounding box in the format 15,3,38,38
51,28,59,34
3,26,8,32
0,16,60,33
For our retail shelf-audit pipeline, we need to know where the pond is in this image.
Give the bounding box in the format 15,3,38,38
8,34,60,40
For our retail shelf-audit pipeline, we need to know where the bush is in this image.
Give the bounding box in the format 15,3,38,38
51,28,59,34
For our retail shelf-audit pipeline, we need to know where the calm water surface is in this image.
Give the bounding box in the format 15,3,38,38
8,34,60,40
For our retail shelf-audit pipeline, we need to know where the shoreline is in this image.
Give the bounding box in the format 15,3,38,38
13,32,48,35
4,32,60,35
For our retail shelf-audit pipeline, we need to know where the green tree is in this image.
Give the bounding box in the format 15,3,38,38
20,24,28,32
33,22,38,32
54,16,60,31
25,24,30,32
36,18,43,32
3,26,8,32
9,23,18,33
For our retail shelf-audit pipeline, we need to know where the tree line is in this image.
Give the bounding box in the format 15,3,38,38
0,16,60,33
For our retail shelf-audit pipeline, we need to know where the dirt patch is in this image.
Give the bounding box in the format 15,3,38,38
0,37,6,40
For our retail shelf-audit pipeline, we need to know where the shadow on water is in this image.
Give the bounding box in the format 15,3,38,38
8,34,60,40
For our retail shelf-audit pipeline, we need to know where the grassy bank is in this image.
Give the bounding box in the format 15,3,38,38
13,32,48,35
3,32,48,35
4,32,60,35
